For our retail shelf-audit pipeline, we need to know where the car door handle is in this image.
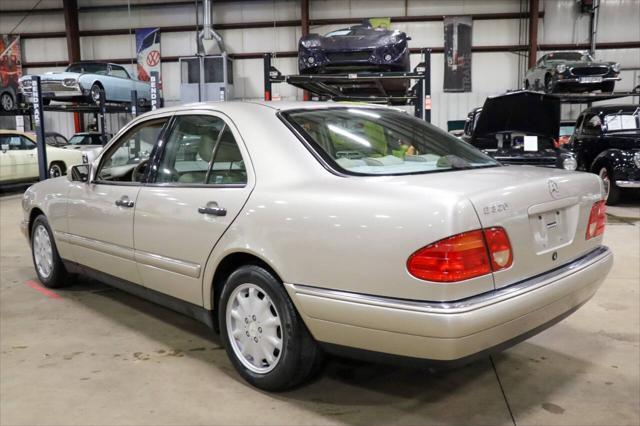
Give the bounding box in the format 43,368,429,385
115,196,135,208
198,202,226,216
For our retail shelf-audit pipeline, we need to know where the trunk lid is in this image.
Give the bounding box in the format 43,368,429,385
472,91,560,140
392,165,604,289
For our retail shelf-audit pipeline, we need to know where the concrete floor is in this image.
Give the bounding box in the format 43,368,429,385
1,192,639,426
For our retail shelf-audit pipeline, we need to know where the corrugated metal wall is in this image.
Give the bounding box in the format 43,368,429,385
1,0,639,134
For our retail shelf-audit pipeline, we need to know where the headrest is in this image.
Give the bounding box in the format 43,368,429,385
198,133,216,162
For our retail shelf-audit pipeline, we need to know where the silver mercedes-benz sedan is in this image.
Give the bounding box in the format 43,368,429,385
21,101,613,391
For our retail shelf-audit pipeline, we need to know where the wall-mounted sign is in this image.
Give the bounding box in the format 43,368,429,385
135,28,162,95
443,16,472,92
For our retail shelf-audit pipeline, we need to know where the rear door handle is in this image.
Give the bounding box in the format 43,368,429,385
198,201,226,216
115,195,135,208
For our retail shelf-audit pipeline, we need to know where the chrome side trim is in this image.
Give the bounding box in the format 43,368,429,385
288,246,611,314
134,250,201,278
60,232,135,261
615,180,640,188
59,232,201,278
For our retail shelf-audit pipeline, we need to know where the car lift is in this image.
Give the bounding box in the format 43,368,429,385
263,48,433,122
1,75,163,181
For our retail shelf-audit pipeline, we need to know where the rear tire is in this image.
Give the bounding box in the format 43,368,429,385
48,162,64,178
30,215,70,288
219,264,323,391
598,166,621,205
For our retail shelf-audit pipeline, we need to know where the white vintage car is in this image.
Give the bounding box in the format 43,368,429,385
21,102,613,391
1,130,83,184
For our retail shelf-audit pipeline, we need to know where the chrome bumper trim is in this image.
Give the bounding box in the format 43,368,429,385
290,246,611,314
557,77,621,83
615,180,640,188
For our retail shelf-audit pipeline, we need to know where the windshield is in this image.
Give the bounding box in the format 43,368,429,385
68,135,92,145
284,108,499,175
604,111,640,132
66,63,109,75
559,124,575,136
546,52,591,62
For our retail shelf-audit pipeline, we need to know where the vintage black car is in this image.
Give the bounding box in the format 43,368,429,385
462,91,578,170
567,104,640,204
524,51,621,93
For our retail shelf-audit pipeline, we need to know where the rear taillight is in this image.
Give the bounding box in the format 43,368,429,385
407,227,512,283
586,200,606,240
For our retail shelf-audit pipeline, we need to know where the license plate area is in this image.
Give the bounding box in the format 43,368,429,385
580,76,603,83
529,204,579,254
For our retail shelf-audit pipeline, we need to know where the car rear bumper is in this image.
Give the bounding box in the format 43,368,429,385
615,180,640,188
285,246,612,361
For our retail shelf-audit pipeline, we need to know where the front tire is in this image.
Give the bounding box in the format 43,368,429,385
544,74,556,93
598,166,621,205
90,84,105,105
31,215,69,288
219,264,322,391
0,91,15,111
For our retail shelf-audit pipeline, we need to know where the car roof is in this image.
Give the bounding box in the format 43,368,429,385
582,104,640,114
135,100,404,120
0,129,35,137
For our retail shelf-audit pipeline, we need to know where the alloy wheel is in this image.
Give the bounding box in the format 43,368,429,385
33,224,53,279
225,283,283,374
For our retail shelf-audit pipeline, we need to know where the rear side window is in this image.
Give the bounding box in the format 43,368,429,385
283,108,498,176
155,115,246,185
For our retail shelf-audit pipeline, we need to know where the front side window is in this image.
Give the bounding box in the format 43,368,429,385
110,65,130,79
96,119,167,183
284,108,499,175
155,115,246,185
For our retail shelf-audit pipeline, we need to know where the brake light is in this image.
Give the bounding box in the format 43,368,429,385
407,227,512,283
586,200,606,240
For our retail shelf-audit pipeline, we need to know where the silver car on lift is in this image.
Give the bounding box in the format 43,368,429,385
21,101,612,391
19,61,150,106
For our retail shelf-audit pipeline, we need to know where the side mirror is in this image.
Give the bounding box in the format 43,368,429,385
69,164,91,183
1,144,8,153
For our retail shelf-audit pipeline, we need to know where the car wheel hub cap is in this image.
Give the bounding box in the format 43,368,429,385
226,283,283,374
33,225,53,279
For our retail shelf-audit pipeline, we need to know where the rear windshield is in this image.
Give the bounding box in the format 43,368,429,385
284,107,499,176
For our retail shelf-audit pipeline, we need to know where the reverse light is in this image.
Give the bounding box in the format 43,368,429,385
407,227,512,282
586,200,606,240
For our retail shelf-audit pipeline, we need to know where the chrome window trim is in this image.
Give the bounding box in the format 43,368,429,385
288,246,611,314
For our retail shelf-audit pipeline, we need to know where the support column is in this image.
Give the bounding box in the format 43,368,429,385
528,0,539,69
301,0,310,101
63,0,83,131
